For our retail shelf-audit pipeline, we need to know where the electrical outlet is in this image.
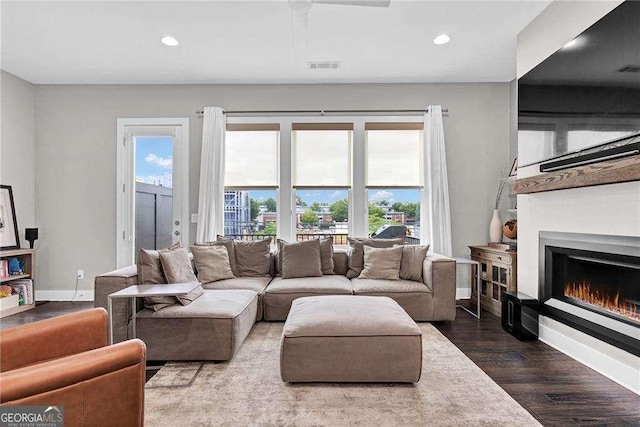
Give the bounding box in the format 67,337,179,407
77,269,84,279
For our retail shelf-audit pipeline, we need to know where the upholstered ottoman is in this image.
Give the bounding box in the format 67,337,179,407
280,295,422,383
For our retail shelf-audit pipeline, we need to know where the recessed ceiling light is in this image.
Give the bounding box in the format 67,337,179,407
161,36,179,47
433,34,451,45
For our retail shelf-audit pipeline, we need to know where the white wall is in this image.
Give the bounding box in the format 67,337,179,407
516,0,639,394
33,83,511,295
0,70,35,242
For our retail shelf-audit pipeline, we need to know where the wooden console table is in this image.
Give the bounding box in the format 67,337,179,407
469,245,517,317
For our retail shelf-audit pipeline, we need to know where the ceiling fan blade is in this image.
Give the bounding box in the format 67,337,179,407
291,10,309,50
313,0,391,7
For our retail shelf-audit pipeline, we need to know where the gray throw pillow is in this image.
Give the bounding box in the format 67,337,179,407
233,238,272,277
137,242,182,311
399,245,430,282
193,240,239,277
346,237,405,279
358,245,404,280
175,283,205,307
276,237,334,276
281,239,323,279
159,247,198,284
190,245,235,284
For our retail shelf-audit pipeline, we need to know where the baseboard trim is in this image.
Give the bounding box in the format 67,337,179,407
36,290,94,302
539,316,640,396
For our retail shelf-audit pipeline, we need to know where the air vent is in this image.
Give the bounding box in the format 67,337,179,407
617,65,640,73
308,61,341,70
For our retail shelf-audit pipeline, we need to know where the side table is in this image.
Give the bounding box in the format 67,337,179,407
453,257,481,319
107,282,200,344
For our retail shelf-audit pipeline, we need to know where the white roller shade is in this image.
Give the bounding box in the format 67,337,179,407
225,131,279,187
293,130,351,187
366,130,422,187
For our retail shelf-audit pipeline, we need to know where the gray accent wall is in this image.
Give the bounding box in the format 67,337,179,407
28,83,511,294
1,71,35,239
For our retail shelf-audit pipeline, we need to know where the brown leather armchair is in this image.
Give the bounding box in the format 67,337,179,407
0,308,146,427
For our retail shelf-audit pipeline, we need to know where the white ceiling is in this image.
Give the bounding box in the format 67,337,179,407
0,0,550,85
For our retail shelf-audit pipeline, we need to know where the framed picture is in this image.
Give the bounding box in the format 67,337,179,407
508,158,518,177
0,185,20,250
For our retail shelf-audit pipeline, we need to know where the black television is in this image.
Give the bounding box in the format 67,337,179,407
518,0,640,168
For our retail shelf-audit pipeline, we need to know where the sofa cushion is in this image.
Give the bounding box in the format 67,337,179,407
233,239,272,277
202,276,271,293
136,289,257,319
351,278,430,294
276,237,334,276
190,245,235,283
266,276,352,294
175,284,205,306
159,248,198,284
399,245,429,282
358,246,403,280
138,242,183,311
193,240,239,277
346,237,405,279
282,239,322,279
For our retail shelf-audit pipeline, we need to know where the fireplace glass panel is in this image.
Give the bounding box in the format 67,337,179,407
551,249,640,324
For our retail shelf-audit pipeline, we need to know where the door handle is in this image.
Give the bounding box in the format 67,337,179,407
174,230,181,236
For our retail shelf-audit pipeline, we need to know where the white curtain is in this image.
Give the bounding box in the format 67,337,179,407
421,105,453,256
196,107,226,242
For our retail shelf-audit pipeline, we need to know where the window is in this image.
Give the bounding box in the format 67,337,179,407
224,125,279,239
292,124,352,243
366,123,423,242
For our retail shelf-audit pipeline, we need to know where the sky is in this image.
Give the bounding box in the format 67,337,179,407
135,136,173,184
248,189,420,205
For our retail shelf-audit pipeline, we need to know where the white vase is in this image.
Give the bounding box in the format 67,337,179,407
489,209,503,243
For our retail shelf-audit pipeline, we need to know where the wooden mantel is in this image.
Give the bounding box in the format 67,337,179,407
513,154,640,194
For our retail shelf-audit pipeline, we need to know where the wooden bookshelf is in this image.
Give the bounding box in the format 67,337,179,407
0,248,36,318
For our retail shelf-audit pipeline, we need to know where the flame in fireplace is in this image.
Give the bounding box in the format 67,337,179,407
564,282,640,323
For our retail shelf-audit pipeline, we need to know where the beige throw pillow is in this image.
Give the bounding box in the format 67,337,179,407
399,245,430,282
358,245,404,280
175,283,205,307
233,238,272,277
159,247,198,284
277,237,334,276
193,240,239,277
190,245,235,284
281,239,323,279
137,242,183,311
346,237,405,279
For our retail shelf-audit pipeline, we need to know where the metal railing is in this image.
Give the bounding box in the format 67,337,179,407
223,233,420,246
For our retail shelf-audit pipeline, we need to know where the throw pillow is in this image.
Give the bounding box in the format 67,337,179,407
137,242,182,311
190,245,235,284
276,237,334,276
193,240,239,277
358,245,404,280
175,283,205,307
399,245,430,282
346,237,405,279
159,247,198,284
233,238,272,277
281,239,323,279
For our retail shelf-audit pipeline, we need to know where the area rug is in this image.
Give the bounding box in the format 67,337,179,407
145,323,540,426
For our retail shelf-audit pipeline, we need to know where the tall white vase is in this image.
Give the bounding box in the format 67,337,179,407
489,209,503,243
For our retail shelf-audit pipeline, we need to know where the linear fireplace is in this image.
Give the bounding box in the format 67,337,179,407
539,232,640,356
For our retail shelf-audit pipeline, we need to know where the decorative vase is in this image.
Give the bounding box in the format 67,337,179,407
489,209,503,243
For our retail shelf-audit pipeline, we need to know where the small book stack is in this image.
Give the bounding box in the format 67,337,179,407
0,260,8,278
489,242,517,252
10,279,34,305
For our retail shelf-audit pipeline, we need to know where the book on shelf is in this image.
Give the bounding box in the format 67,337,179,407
10,279,33,305
0,260,8,278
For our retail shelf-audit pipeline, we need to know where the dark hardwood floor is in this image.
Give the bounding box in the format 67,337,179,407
434,309,640,426
2,302,638,425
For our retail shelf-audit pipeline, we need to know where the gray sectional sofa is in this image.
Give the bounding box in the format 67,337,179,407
94,247,456,361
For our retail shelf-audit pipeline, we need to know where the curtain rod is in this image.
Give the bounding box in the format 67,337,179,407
195,108,448,116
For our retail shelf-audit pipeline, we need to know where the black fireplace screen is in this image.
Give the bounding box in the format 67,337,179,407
551,248,640,324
